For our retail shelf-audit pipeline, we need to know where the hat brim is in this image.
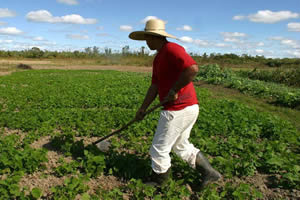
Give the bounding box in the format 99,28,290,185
129,31,177,41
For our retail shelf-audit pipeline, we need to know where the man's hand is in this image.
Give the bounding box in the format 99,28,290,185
135,108,146,121
164,89,178,103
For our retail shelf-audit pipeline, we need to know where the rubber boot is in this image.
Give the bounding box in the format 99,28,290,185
196,152,222,187
146,168,171,187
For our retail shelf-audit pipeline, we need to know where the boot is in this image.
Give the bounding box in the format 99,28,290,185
196,152,222,187
146,168,171,187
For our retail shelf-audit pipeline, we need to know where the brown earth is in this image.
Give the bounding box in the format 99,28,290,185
0,61,152,76
0,71,12,76
31,65,152,73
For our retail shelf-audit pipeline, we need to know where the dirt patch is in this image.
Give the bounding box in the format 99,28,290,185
31,65,152,73
0,128,26,142
0,71,12,76
194,80,246,98
0,65,152,77
0,60,52,65
19,135,126,199
243,173,300,200
19,172,65,198
87,175,125,194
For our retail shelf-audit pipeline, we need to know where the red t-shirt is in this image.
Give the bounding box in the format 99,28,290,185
152,42,198,111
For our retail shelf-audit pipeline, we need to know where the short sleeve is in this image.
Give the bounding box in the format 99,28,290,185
167,44,197,70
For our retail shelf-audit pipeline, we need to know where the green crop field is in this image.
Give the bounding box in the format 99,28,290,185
0,69,300,199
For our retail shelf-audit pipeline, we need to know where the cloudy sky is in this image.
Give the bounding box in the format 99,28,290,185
0,0,299,58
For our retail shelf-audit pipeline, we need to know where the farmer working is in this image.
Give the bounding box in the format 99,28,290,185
129,19,221,187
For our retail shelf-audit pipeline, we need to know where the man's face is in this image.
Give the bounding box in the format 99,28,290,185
145,34,157,50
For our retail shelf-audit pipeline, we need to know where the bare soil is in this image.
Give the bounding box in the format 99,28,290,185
0,71,12,76
0,59,52,65
32,65,152,73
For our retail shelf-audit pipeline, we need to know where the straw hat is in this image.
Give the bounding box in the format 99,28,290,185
129,19,177,40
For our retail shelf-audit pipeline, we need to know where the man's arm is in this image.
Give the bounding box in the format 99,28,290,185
136,84,158,120
165,64,199,101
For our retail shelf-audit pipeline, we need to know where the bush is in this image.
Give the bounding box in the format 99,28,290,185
16,64,32,70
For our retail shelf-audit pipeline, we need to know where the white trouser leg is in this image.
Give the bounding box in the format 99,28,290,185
172,105,200,169
150,104,200,174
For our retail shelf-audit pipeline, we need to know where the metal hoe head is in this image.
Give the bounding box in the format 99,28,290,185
96,140,111,152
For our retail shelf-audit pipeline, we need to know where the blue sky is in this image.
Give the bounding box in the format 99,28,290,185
0,0,299,58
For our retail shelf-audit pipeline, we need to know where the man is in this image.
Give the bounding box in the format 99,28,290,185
129,19,221,187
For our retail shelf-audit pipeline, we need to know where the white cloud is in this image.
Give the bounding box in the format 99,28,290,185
269,36,284,41
0,27,23,35
269,36,300,49
285,50,300,58
281,39,299,48
287,22,300,32
257,42,264,47
224,37,240,43
97,26,104,30
141,16,158,24
120,25,133,32
179,36,193,43
221,32,247,43
255,49,264,54
179,37,210,47
0,39,13,44
96,33,109,37
33,36,45,41
215,43,231,48
26,10,97,24
0,8,16,18
176,25,192,31
221,32,247,37
66,34,89,40
248,10,299,24
57,0,79,5
194,39,209,46
232,15,245,20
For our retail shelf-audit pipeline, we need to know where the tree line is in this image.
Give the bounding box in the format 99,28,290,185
1,46,299,68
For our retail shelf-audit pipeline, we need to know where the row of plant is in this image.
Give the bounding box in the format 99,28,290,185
236,67,300,88
196,64,300,109
0,70,300,199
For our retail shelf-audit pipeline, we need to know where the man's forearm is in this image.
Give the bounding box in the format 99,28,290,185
140,84,158,110
171,64,199,92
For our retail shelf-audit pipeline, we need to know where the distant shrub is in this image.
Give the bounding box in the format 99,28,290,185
265,59,283,67
16,64,32,70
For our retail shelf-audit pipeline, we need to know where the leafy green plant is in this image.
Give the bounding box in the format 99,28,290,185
223,182,263,200
0,172,24,199
196,64,300,109
96,187,124,200
79,150,106,177
127,179,156,199
51,176,89,200
0,69,300,198
0,135,48,174
54,159,79,177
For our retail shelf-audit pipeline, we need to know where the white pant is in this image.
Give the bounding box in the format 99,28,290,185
150,104,200,174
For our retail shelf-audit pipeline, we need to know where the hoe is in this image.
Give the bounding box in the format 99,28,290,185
93,100,166,152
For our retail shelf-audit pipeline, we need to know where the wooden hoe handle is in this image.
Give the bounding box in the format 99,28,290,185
92,101,166,145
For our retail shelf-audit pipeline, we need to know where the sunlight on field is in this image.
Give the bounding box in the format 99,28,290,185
0,69,299,199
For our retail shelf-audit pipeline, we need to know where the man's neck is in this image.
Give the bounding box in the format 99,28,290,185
157,40,168,52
